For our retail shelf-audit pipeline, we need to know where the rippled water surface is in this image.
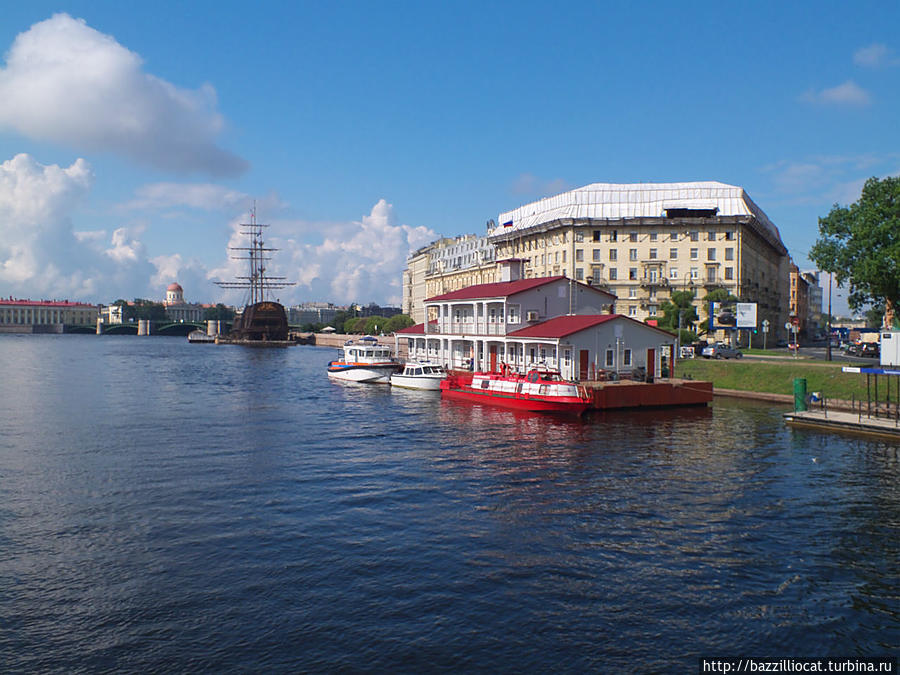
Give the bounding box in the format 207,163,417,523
1,335,897,672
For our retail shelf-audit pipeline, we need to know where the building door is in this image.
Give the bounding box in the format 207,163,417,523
579,350,590,381
646,348,655,381
489,345,498,373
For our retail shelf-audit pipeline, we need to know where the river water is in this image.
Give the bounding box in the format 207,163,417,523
0,335,897,672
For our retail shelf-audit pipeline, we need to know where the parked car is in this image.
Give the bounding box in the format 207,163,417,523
702,342,743,359
859,343,880,358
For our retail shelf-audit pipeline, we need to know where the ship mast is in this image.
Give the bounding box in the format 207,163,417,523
215,203,295,304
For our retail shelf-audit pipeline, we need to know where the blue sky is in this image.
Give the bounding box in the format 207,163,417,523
1,1,897,314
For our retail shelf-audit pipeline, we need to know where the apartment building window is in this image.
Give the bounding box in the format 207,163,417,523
562,250,566,263
629,249,638,261
690,248,699,260
725,247,734,261
576,249,584,262
609,249,618,261
707,268,717,283
690,267,699,280
629,232,638,242
670,232,679,241
609,230,618,242
575,231,584,242
725,231,735,241
554,252,559,263
628,306,637,317
690,231,699,242
669,268,679,280
649,248,657,259
648,305,658,317
725,267,734,280
593,230,601,241
592,249,601,262
707,248,716,261
707,231,716,241
629,268,638,280
609,268,618,280
576,268,584,280
649,232,658,241
670,248,678,259
628,287,637,298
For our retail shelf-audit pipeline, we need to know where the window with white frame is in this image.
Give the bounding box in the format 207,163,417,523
507,304,520,323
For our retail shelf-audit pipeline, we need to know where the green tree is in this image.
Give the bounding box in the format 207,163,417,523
203,303,235,322
657,290,698,332
700,288,739,333
810,176,900,327
346,317,368,334
385,314,415,333
132,298,167,321
330,311,350,333
363,315,388,335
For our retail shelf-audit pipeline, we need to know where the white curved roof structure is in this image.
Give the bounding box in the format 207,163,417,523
491,181,784,252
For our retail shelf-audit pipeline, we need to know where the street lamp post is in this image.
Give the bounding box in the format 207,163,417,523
826,272,833,362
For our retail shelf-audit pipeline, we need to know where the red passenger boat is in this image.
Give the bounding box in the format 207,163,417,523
440,365,592,416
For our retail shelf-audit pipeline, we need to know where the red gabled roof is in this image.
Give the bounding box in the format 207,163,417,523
426,276,566,302
395,322,426,335
426,275,615,302
507,314,618,338
508,313,678,339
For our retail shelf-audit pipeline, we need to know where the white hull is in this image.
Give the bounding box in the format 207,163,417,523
327,366,396,383
389,374,444,390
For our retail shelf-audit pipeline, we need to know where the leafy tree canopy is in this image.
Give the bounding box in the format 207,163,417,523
657,290,698,332
810,176,900,322
384,314,415,333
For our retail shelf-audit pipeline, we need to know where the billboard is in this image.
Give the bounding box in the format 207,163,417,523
708,301,758,331
736,303,757,328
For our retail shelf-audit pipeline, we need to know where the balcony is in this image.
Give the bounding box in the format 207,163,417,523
640,277,669,289
431,320,507,336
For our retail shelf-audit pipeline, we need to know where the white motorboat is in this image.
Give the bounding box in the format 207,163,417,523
390,361,446,390
326,336,400,383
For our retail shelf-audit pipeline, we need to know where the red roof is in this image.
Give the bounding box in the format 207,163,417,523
507,314,618,338
426,276,614,302
395,322,426,334
508,314,678,340
0,299,95,308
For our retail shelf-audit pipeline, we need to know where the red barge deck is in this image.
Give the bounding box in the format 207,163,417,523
583,378,712,410
444,371,712,412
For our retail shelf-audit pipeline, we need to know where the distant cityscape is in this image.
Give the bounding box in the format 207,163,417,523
0,280,402,334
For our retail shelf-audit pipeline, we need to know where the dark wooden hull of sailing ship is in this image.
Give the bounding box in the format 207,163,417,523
219,301,291,344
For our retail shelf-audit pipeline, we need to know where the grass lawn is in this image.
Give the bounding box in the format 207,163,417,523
675,357,886,402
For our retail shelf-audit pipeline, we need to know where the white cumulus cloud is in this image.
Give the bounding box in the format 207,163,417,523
853,43,900,68
0,152,186,302
0,13,247,176
210,200,437,307
801,80,872,106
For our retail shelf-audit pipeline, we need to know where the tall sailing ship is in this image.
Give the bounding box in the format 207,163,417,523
214,205,296,345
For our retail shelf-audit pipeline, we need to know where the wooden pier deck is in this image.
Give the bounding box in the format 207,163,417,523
784,408,900,440
584,378,713,410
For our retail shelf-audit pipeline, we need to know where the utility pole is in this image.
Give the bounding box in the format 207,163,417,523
826,272,833,362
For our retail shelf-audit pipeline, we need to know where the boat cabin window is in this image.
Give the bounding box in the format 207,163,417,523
480,379,490,389
414,368,423,376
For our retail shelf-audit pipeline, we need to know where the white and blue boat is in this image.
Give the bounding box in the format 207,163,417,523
327,336,401,383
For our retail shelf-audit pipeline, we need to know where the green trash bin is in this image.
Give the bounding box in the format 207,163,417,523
793,378,807,412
